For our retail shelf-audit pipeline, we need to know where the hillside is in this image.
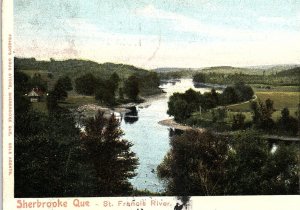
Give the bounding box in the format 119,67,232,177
276,67,300,76
15,57,161,96
155,64,300,76
15,57,150,80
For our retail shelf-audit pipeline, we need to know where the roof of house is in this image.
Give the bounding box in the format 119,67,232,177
28,88,44,97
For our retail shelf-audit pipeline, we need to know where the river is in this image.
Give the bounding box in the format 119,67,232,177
120,79,213,193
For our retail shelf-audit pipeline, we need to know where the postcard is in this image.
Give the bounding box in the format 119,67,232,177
2,0,300,210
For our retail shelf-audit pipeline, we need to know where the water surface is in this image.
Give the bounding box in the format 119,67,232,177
120,79,211,192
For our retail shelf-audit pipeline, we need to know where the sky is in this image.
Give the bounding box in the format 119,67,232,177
14,0,300,69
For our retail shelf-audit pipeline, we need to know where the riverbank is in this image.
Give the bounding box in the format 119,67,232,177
158,119,206,132
75,92,167,118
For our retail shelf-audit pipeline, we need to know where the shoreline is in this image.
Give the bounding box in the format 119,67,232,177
158,118,206,132
75,92,167,117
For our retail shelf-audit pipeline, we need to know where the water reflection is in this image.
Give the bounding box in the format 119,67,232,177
120,79,212,192
124,106,139,124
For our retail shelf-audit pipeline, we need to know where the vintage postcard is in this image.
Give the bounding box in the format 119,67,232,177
2,0,300,209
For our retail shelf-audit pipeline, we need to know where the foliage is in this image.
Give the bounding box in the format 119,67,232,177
124,75,140,101
225,130,299,195
52,76,73,101
28,73,48,92
15,71,139,197
75,73,98,95
193,73,206,83
157,130,229,196
158,130,299,195
82,111,139,196
167,84,253,122
15,57,161,97
231,113,246,130
277,107,299,135
251,99,275,131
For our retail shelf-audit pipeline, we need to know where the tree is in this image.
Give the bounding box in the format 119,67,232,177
108,72,120,95
183,88,202,111
118,88,124,100
220,86,238,105
157,130,229,196
82,111,139,196
95,85,115,105
231,113,246,130
251,99,275,130
15,107,97,197
193,73,206,83
234,82,254,101
124,75,140,101
278,107,299,135
225,130,298,195
28,73,47,92
52,76,73,101
14,70,30,94
167,94,194,122
75,73,97,95
139,72,160,89
57,76,73,91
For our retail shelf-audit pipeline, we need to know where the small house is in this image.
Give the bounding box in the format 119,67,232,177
27,88,44,102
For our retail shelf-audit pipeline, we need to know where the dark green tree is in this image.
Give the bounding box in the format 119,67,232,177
278,107,299,135
52,76,73,101
234,82,254,101
220,86,239,105
225,130,299,195
231,113,246,130
28,73,48,92
75,73,97,95
157,130,229,196
193,73,206,83
251,99,275,130
167,94,193,122
124,75,140,101
82,111,139,196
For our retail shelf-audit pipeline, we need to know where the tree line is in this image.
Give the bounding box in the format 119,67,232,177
167,82,254,122
193,68,300,86
14,70,138,197
158,129,300,196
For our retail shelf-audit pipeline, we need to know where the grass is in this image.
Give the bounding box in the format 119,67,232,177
256,91,299,110
60,95,99,109
252,84,300,92
31,95,99,113
228,91,299,112
190,88,299,131
31,101,48,113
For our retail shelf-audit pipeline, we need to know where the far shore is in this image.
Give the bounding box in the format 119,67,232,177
75,92,167,118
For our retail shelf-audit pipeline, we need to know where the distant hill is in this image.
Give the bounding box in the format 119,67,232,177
15,57,161,95
276,67,300,76
15,57,150,80
154,67,202,73
154,64,300,75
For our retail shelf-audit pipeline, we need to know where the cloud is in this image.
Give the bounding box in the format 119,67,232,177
257,16,286,24
136,5,300,43
15,6,300,69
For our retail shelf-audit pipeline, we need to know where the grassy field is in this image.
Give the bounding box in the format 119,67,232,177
252,84,299,92
31,95,99,113
227,91,299,120
61,95,99,108
228,91,299,110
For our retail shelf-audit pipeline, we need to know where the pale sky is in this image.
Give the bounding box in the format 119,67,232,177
14,0,300,69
